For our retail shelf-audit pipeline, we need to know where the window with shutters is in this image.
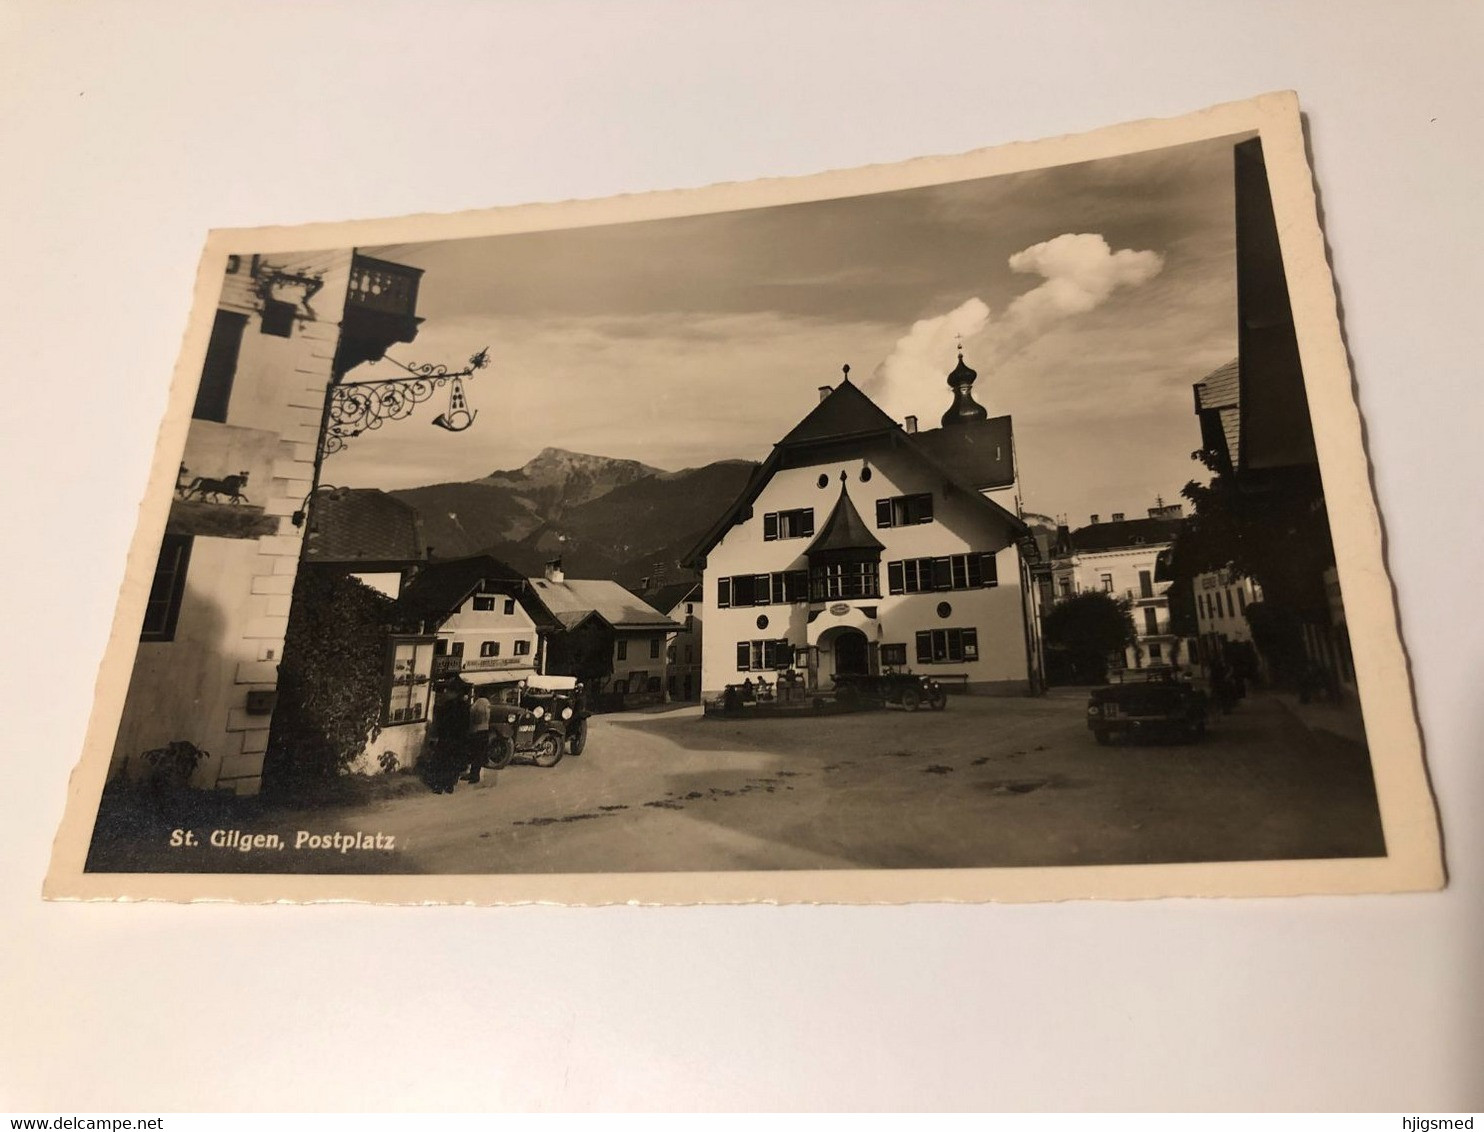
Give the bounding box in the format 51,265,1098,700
887,553,997,594
880,643,907,667
913,627,979,664
763,508,814,540
875,493,934,528
719,571,809,607
736,639,794,671
1143,607,1159,635
1138,570,1154,599
480,641,500,658
718,576,732,608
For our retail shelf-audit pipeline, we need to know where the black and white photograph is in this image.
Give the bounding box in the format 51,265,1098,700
46,92,1440,903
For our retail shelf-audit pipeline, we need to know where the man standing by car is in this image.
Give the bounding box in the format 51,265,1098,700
463,689,494,785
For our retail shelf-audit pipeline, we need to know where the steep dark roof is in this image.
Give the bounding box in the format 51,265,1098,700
806,485,885,556
778,379,899,446
304,488,425,565
396,555,538,625
1068,516,1184,553
1193,358,1241,471
684,379,1027,565
645,581,701,615
911,416,1015,491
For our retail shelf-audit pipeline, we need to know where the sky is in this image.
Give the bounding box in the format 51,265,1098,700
326,131,1250,528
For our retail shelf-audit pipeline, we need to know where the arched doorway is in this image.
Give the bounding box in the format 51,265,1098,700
833,628,869,677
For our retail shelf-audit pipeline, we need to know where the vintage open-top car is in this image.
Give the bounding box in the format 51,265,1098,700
832,671,947,712
1086,668,1208,744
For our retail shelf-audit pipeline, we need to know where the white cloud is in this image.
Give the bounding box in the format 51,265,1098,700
866,234,1164,424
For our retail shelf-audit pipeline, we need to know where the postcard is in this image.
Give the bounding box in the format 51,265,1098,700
45,91,1444,903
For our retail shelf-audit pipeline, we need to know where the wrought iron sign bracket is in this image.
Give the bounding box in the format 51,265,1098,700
321,348,490,459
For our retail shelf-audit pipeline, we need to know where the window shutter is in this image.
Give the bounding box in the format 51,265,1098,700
763,513,779,541
915,631,932,664
718,577,731,608
755,574,771,605
918,494,935,523
800,509,815,537
982,553,998,586
736,642,750,671
887,561,904,595
876,499,892,528
933,557,953,591
776,640,794,669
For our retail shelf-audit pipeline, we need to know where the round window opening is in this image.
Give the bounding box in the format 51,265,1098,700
936,601,953,619
859,466,873,482
756,614,770,631
817,473,829,489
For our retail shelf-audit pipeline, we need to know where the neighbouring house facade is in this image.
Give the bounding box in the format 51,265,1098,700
111,250,424,794
524,561,682,709
359,555,553,771
686,357,1043,700
1046,505,1193,672
646,581,703,702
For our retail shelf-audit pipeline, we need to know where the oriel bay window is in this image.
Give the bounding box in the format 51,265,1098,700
887,552,998,595
808,558,880,601
915,627,980,664
735,639,795,671
763,508,815,541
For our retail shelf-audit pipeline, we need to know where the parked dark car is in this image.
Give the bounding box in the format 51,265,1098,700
484,702,565,767
833,671,947,712
520,673,590,757
1086,669,1208,744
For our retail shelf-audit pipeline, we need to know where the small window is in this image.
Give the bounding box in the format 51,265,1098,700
503,598,516,615
1143,608,1159,635
450,641,465,658
513,639,531,656
1149,643,1163,661
876,493,934,528
881,643,907,667
480,641,500,658
764,508,815,540
1138,571,1153,599
617,640,629,662
1100,573,1114,592
472,594,496,612
650,636,660,659
140,534,193,642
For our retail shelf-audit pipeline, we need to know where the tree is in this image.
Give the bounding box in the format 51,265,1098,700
1041,591,1136,685
262,570,406,796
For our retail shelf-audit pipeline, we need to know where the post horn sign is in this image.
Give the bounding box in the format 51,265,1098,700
828,603,851,616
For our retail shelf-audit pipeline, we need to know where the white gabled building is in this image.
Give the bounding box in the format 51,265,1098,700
685,356,1043,699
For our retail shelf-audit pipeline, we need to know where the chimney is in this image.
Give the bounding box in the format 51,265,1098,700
904,415,918,434
544,556,565,584
1090,514,1100,525
818,385,831,403
1111,512,1125,522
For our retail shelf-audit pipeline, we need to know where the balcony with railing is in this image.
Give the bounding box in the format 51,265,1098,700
333,254,426,376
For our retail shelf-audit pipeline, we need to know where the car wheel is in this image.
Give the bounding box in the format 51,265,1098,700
567,718,588,757
487,736,516,770
899,687,921,712
531,732,564,768
1093,729,1112,746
